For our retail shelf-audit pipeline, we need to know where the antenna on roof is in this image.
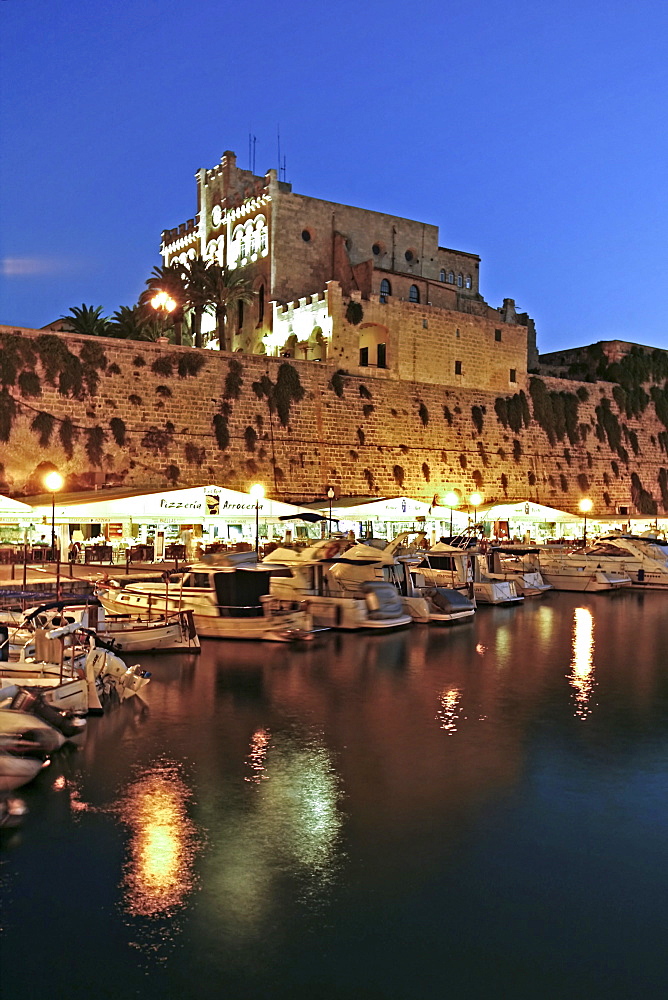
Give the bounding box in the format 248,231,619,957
277,125,281,178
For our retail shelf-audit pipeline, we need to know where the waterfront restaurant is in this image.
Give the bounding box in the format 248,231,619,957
476,500,668,543
18,485,307,561
302,496,467,542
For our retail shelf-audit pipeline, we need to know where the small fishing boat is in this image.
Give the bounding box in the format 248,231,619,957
96,554,315,641
1,600,200,655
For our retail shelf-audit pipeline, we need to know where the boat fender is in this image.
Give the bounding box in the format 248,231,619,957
322,541,340,560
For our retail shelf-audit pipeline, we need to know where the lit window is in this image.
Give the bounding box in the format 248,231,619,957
447,271,454,283
465,275,472,289
440,269,446,282
380,278,391,303
455,360,462,375
457,274,463,287
409,285,420,303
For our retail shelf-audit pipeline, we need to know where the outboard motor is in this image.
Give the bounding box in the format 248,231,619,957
0,624,8,662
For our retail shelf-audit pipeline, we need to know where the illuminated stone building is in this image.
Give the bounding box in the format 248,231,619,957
160,150,537,393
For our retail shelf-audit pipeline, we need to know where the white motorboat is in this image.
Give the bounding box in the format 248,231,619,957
0,708,56,792
263,538,413,630
96,553,315,641
383,533,476,624
413,541,523,605
1,624,151,714
484,546,554,597
527,548,632,592
1,600,200,655
577,534,668,590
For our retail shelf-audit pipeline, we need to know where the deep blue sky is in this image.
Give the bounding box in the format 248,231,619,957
1,0,666,353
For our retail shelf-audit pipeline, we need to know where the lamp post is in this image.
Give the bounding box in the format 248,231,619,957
579,497,593,546
444,490,459,539
469,492,483,535
44,470,63,560
150,290,177,341
327,487,335,538
250,483,264,557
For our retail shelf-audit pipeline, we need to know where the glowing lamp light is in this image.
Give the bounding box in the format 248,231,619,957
469,492,483,507
579,498,593,514
444,491,459,507
44,471,64,493
150,291,177,312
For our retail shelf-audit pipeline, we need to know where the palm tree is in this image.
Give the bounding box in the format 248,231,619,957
109,304,161,341
183,257,210,349
140,262,188,345
58,304,110,337
203,263,256,352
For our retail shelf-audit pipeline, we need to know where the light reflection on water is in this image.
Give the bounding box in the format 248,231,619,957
115,760,200,919
569,606,596,719
3,591,668,999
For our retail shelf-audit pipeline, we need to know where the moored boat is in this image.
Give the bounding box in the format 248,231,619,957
96,554,315,641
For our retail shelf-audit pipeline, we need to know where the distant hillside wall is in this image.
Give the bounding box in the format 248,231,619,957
1,326,667,516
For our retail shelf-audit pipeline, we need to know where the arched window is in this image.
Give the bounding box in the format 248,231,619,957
447,271,454,283
258,284,265,324
409,284,420,303
457,274,463,287
440,269,446,282
380,278,391,303
465,274,472,289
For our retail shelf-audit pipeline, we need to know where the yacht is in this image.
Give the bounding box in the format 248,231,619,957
96,552,315,641
484,546,553,597
415,541,523,606
528,547,632,592
264,538,413,630
579,534,668,589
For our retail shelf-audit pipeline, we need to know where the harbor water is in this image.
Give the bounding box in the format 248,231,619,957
1,590,667,999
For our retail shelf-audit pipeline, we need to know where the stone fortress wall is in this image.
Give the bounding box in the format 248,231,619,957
1,326,667,518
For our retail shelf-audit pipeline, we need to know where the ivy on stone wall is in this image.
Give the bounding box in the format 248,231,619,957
224,359,244,400
364,468,375,489
31,412,55,447
471,406,484,434
330,370,346,398
359,385,372,399
18,372,41,398
165,464,180,484
213,412,230,451
513,440,522,462
185,442,206,466
362,403,374,417
128,394,142,406
631,472,657,515
477,441,490,467
422,462,430,482
244,426,257,452
0,392,16,442
85,426,106,467
141,423,175,455
577,473,590,492
393,465,405,487
658,468,668,511
156,385,172,398
109,417,127,446
418,402,429,426
251,363,305,427
357,427,365,445
59,418,77,459
443,405,453,425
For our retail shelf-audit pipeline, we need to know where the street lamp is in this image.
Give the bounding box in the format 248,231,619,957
150,290,177,341
444,490,459,539
469,492,483,533
250,483,264,557
579,497,593,546
327,487,335,538
44,470,63,559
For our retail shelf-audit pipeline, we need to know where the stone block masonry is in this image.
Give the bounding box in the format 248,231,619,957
1,326,667,517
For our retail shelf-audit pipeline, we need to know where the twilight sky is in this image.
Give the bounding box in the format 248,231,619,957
1,0,666,353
